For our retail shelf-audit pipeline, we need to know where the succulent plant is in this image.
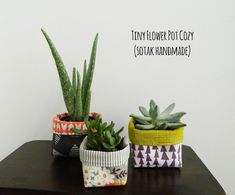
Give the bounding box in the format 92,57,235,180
73,117,124,152
41,29,98,122
130,99,186,130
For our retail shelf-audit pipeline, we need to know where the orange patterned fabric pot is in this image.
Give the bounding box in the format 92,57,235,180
52,112,100,158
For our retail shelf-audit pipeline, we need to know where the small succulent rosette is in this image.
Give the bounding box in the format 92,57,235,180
79,136,130,187
128,119,184,168
52,112,99,158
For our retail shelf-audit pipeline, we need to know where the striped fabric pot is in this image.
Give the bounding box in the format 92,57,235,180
52,112,99,158
80,137,130,188
128,119,184,168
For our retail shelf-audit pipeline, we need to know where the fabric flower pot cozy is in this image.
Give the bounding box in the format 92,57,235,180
128,119,184,168
80,137,130,187
52,112,99,157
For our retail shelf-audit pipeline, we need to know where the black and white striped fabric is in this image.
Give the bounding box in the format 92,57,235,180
52,133,86,158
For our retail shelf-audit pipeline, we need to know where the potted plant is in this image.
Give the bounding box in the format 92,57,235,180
129,99,186,168
79,117,130,187
41,29,99,157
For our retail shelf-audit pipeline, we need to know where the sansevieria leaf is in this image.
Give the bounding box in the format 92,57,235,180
83,34,98,110
41,29,74,115
42,29,98,122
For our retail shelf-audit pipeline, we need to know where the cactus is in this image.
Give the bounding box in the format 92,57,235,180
41,29,98,121
73,117,124,152
130,99,186,130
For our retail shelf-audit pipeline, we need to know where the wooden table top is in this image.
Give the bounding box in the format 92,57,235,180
0,141,225,195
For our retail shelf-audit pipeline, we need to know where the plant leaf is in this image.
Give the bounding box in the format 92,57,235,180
134,118,150,125
158,122,168,130
81,60,87,108
102,142,115,151
130,114,152,122
41,29,74,115
72,67,77,94
135,124,155,130
106,131,115,146
149,105,159,119
161,112,186,122
166,122,186,130
116,127,124,135
150,99,157,110
83,90,91,121
160,103,175,117
82,34,98,119
70,128,87,135
139,106,150,117
73,70,83,121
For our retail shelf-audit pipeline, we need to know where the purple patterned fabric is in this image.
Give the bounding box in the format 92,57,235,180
131,144,182,168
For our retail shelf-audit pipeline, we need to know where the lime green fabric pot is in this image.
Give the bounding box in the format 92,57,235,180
128,118,184,146
128,118,184,168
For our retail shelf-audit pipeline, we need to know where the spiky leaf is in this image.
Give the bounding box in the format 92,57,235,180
83,90,91,121
73,71,83,121
83,34,98,116
41,29,74,115
72,67,77,94
81,60,87,107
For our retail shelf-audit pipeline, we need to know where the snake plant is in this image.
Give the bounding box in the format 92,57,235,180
130,99,186,130
41,29,98,121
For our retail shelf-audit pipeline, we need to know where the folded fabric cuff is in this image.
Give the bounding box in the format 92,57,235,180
79,136,130,167
128,118,184,146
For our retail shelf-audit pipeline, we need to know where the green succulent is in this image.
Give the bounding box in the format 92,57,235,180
130,99,186,130
73,117,124,152
41,29,98,122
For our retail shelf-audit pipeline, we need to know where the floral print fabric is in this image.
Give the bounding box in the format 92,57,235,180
82,164,128,187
